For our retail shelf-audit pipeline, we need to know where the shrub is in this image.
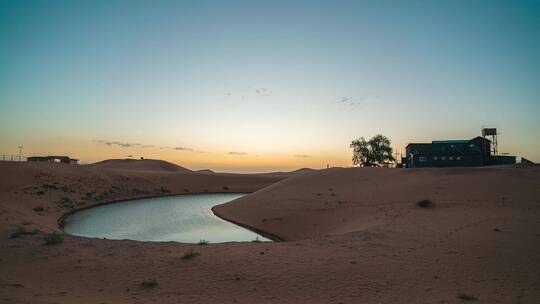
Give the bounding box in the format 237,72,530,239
44,233,64,245
36,191,45,195
131,188,148,195
58,197,74,208
93,193,109,201
197,239,209,245
252,236,262,243
33,206,44,212
416,199,434,208
10,227,40,238
60,185,71,193
222,186,230,190
140,279,158,288
181,248,200,260
160,186,170,193
456,293,478,301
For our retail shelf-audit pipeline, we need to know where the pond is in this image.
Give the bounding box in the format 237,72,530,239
63,193,270,243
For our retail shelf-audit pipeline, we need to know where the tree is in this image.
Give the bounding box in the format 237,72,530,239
350,134,395,167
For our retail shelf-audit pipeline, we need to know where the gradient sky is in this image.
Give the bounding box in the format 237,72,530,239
1,0,539,172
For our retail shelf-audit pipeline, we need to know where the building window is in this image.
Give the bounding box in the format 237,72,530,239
449,156,454,160
433,156,438,160
456,156,461,160
441,156,446,160
419,156,427,161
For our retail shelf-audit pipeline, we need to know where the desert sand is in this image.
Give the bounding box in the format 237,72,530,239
1,160,539,303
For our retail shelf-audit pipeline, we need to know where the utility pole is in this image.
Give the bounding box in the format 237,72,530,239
17,146,23,162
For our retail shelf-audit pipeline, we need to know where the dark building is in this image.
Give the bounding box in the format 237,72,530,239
27,156,79,164
404,136,515,168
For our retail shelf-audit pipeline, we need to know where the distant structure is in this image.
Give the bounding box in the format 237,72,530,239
403,128,516,168
27,156,79,164
482,127,498,156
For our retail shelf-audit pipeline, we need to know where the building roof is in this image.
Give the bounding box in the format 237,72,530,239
405,143,431,148
28,155,70,159
407,136,491,148
27,156,78,161
469,136,491,143
432,140,469,144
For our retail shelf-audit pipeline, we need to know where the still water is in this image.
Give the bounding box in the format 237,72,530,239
63,193,270,243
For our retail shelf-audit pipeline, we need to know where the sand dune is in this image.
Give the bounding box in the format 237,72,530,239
89,158,192,172
1,161,539,303
215,166,540,240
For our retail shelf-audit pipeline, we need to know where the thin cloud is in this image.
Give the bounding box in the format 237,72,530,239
228,151,247,155
225,87,271,99
92,140,141,148
336,96,364,107
160,146,204,153
338,96,352,103
174,147,194,152
93,140,203,153
255,88,271,95
294,154,310,158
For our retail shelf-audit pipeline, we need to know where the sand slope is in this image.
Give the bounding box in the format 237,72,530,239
1,162,539,303
215,166,540,240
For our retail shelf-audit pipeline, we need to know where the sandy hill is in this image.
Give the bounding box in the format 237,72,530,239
88,159,191,172
241,167,314,178
289,167,314,174
214,165,540,241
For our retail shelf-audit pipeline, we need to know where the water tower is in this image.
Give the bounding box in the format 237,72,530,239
482,128,498,156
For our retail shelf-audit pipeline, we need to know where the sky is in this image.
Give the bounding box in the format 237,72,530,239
1,0,539,172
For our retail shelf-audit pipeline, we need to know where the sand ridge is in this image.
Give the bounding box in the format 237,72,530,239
88,158,192,172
